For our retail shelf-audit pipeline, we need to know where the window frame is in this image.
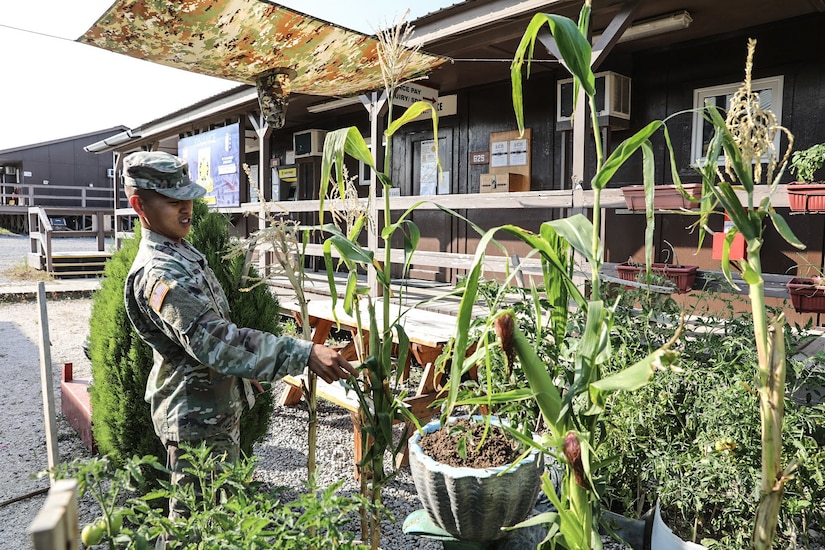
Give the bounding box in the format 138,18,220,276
690,75,784,166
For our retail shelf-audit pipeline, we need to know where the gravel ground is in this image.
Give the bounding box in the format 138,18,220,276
0,234,630,549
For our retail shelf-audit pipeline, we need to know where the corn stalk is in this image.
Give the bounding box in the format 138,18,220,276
225,172,324,539
688,39,803,549
316,14,439,549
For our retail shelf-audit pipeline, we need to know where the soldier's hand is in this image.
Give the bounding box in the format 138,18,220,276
307,344,358,384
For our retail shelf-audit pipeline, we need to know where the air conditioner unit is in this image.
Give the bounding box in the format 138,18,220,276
293,129,327,158
557,71,631,126
107,168,116,178
3,166,17,176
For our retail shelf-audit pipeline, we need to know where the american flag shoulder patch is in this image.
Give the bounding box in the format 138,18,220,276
149,280,171,312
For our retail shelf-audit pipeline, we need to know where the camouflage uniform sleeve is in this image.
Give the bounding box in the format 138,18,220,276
144,265,312,382
186,309,313,382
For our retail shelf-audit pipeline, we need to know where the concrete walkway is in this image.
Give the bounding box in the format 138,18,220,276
0,278,100,302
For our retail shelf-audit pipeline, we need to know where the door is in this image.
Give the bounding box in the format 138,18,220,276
405,127,454,282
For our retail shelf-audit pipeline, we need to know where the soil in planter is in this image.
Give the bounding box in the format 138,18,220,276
418,418,521,468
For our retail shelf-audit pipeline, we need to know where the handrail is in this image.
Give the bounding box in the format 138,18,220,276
2,182,114,208
28,207,54,272
27,206,113,274
112,185,798,294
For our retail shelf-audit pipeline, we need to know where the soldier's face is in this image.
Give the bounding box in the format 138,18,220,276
135,192,194,243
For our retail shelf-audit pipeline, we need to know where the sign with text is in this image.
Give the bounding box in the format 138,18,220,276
178,123,240,207
469,151,489,165
409,94,457,122
392,83,438,110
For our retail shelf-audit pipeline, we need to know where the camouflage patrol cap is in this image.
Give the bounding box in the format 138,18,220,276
123,151,206,200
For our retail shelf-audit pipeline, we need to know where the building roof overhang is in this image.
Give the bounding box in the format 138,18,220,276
82,0,825,154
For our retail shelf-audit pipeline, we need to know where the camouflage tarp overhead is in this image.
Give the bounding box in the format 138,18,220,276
78,0,447,97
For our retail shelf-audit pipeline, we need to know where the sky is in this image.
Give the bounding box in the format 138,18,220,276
0,0,457,152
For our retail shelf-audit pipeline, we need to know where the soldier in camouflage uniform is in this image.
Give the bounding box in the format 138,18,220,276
122,151,356,519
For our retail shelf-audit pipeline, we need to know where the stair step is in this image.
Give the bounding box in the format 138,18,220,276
53,271,104,279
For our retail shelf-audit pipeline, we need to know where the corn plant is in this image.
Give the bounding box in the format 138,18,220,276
430,2,684,548
225,171,320,484
686,39,804,549
315,16,442,550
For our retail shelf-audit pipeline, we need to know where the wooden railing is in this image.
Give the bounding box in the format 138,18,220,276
110,184,800,299
28,207,113,273
1,182,114,209
216,183,794,269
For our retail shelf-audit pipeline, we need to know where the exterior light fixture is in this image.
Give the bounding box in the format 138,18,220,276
595,10,693,44
306,97,361,114
621,10,692,42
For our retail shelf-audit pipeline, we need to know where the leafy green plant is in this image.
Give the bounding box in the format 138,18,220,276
88,223,161,468
601,290,825,548
53,454,163,549
54,445,375,549
790,142,825,183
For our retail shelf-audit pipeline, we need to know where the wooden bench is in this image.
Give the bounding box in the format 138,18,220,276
281,371,443,476
278,298,466,476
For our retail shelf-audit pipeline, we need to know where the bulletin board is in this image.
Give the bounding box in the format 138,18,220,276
489,128,531,187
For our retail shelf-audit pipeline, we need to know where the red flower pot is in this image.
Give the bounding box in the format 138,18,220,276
787,277,825,313
787,183,825,213
621,184,702,211
616,262,698,293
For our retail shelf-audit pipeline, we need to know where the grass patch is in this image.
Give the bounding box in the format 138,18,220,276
2,259,53,282
0,227,18,236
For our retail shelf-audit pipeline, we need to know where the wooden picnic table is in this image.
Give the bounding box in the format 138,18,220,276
280,298,460,397
277,298,472,476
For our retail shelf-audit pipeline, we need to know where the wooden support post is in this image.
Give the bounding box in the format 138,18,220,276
37,282,60,481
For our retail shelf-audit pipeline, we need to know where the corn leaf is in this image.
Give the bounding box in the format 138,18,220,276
592,121,662,190
769,212,805,250
319,127,374,223
511,12,594,134
512,321,563,436
589,348,677,409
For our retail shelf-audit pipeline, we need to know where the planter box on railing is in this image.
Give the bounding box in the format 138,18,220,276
622,184,702,211
787,277,825,313
787,183,825,213
616,262,698,293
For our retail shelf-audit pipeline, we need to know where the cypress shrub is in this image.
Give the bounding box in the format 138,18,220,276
188,201,280,455
88,223,161,466
88,201,281,469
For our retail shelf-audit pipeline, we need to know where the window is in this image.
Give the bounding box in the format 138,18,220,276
690,76,784,165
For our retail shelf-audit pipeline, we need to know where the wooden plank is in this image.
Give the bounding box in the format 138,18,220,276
282,374,361,413
29,479,79,550
283,298,459,349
